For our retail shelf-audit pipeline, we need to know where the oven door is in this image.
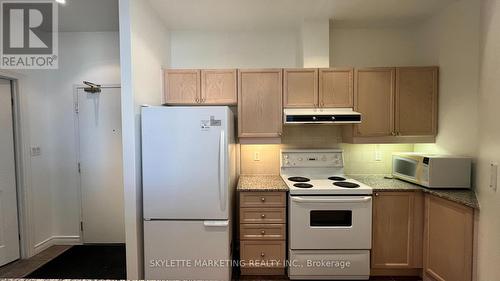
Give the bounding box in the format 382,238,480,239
289,195,372,250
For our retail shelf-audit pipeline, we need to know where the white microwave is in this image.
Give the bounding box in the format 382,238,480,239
392,153,472,189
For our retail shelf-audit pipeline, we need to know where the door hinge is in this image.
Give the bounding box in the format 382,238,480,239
78,162,81,173
80,221,84,232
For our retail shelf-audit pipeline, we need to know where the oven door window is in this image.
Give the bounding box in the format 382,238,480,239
310,210,352,227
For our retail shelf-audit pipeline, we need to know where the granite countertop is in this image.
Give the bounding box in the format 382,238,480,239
350,175,479,209
237,175,288,192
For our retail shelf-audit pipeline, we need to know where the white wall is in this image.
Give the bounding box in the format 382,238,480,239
330,24,422,67
413,0,480,156
170,29,299,68
475,0,500,279
119,0,169,278
12,32,121,255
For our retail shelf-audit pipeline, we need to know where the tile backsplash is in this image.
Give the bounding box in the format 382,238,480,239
239,125,415,175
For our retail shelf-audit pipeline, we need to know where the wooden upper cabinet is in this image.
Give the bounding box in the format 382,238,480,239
238,69,283,138
424,195,473,281
396,67,438,136
201,69,237,105
319,68,354,107
354,68,395,137
164,69,200,104
283,68,318,108
372,191,423,270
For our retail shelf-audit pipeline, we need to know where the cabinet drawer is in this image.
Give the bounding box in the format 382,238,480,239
240,208,286,224
240,241,286,268
240,224,285,240
240,192,286,207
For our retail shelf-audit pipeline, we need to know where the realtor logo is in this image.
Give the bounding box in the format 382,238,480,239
1,1,58,69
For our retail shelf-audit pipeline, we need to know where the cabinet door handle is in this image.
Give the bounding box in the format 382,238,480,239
391,131,396,136
375,192,379,197
195,97,200,103
260,252,265,257
261,230,266,235
261,214,266,218
260,197,266,202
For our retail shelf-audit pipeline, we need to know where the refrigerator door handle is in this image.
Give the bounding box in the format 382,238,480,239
203,220,229,227
218,130,226,212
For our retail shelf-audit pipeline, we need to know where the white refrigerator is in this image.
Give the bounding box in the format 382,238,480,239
142,106,236,280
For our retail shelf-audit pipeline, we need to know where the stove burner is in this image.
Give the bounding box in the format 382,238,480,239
288,176,310,182
333,181,360,188
293,183,313,188
328,176,346,181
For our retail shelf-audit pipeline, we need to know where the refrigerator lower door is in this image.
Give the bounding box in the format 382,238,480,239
144,220,232,281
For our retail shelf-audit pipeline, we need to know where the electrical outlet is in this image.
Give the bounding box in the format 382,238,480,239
374,150,382,162
30,146,41,157
490,162,498,192
253,152,260,161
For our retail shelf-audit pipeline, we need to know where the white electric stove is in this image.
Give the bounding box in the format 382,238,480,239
282,149,373,280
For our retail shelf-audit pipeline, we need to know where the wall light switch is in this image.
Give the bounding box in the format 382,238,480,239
490,162,498,192
30,146,41,157
374,150,383,162
253,152,260,161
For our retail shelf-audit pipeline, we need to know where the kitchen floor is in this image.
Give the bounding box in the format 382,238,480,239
236,276,421,281
0,245,71,278
0,244,126,279
1,246,421,281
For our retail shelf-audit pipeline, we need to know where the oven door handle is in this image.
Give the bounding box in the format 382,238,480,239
291,196,372,203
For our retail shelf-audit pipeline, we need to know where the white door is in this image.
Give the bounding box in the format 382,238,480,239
77,86,124,243
0,79,20,266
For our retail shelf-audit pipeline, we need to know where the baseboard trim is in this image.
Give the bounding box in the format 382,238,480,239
33,235,81,254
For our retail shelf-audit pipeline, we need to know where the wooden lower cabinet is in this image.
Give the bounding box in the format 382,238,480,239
239,191,286,275
371,191,424,274
372,192,474,281
423,195,473,281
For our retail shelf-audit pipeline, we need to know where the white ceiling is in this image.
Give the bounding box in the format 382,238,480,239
59,0,119,32
148,0,456,30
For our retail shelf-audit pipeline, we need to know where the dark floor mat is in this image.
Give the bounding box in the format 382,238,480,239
26,244,126,279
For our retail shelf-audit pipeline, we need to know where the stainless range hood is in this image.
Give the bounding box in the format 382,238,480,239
284,108,362,124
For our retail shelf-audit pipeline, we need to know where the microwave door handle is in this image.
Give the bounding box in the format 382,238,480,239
291,196,372,203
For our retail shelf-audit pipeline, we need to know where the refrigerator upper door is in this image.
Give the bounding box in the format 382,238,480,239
142,106,230,220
